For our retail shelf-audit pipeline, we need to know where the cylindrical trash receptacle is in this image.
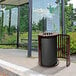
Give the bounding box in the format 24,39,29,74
38,33,57,67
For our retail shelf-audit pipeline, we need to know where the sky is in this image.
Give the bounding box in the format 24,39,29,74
32,0,76,23
68,0,76,8
32,0,60,33
3,8,18,27
32,0,57,23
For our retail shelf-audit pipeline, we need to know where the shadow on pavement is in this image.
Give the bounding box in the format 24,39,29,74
31,65,66,75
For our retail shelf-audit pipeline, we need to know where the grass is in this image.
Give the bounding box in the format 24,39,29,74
0,31,41,49
0,31,76,54
20,31,41,40
0,45,16,49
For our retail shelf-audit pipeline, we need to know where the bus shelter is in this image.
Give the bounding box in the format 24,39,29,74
0,0,65,57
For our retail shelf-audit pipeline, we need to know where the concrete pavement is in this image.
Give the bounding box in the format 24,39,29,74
0,49,75,76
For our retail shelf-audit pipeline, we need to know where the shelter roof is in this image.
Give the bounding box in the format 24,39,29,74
0,0,28,6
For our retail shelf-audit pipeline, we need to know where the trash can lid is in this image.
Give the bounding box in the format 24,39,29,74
38,32,58,37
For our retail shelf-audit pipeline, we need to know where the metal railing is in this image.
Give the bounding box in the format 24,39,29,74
20,38,38,50
57,34,70,66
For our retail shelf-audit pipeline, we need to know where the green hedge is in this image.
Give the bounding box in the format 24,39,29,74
68,32,76,54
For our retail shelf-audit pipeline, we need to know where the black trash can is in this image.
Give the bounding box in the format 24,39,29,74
38,33,58,67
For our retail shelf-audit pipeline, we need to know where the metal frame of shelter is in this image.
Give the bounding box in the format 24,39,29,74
0,0,65,57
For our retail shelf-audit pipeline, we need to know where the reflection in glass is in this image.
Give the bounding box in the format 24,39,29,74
32,0,60,33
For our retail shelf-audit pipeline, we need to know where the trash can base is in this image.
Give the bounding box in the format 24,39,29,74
40,60,59,67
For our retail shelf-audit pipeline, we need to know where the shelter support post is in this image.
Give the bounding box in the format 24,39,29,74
28,0,32,57
61,0,65,34
8,9,11,35
17,6,20,48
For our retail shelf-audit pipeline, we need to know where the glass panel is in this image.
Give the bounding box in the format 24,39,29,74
46,1,60,33
1,9,17,44
33,0,60,33
0,12,2,42
19,4,29,50
0,4,29,49
32,0,61,52
11,8,18,33
0,6,17,48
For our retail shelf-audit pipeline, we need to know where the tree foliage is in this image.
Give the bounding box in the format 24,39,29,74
65,4,73,33
32,17,45,32
64,0,70,5
32,22,38,32
20,4,29,32
37,17,45,31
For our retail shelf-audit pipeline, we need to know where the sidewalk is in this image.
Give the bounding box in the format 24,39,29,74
0,49,76,76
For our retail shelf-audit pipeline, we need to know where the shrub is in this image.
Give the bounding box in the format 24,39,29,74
68,32,76,54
